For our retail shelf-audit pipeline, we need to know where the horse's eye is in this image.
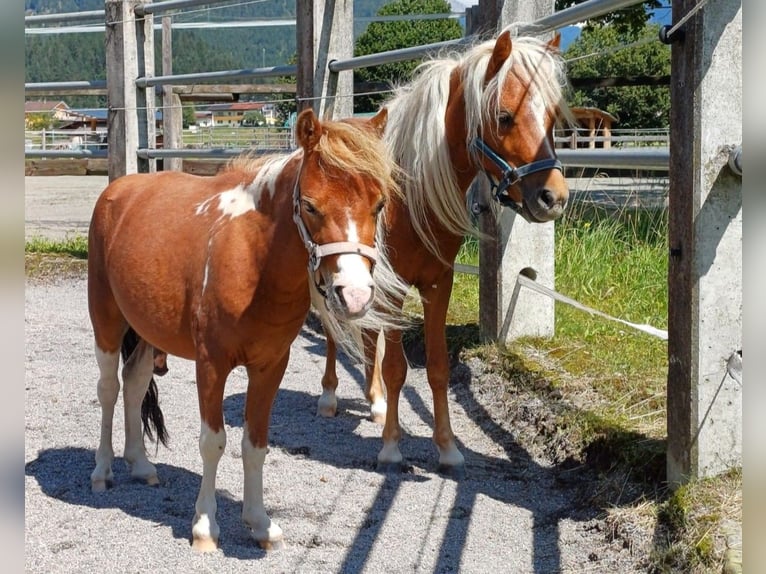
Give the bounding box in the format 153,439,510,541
498,111,514,129
303,200,317,215
374,199,386,217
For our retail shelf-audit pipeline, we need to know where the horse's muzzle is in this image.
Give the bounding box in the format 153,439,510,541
329,283,375,319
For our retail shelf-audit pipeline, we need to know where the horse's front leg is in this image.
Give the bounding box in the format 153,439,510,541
241,354,289,550
421,271,465,477
191,357,229,553
319,330,387,424
317,335,339,418
364,330,387,425
376,328,409,471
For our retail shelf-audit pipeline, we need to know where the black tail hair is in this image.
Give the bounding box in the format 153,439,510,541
121,327,170,448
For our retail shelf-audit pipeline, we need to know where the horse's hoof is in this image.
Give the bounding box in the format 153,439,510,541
316,404,337,418
191,536,219,553
145,474,160,486
91,479,110,493
258,537,286,551
437,463,467,481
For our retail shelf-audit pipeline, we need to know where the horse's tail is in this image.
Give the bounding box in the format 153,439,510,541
121,327,170,448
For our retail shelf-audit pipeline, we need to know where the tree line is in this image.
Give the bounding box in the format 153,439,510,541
25,0,670,130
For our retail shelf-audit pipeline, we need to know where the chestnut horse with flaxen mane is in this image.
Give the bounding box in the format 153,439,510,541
87,108,408,551
317,30,573,477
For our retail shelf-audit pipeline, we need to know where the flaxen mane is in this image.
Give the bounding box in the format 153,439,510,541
383,33,572,258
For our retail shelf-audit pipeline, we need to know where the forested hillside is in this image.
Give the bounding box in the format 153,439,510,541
25,0,390,100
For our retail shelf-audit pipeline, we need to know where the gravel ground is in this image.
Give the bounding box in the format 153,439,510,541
25,272,647,573
25,175,651,573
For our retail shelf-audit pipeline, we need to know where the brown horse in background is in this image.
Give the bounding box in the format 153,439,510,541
317,30,573,477
87,108,408,551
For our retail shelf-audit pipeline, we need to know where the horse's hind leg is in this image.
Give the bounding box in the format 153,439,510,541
91,345,121,492
122,338,159,485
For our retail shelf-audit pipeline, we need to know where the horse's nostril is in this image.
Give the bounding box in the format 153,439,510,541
540,188,555,209
333,285,347,308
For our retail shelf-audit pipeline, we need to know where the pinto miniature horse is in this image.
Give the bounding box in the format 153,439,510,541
316,30,573,476
87,108,408,551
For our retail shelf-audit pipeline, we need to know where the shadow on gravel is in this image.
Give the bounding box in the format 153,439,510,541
25,447,272,560
221,384,603,573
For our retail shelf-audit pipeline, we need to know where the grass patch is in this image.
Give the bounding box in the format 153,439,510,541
25,234,88,259
443,198,739,570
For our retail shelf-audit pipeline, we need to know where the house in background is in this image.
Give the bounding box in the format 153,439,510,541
557,106,619,149
201,102,278,127
24,100,79,128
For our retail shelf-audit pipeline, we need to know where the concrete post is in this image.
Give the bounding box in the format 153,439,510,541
667,0,742,485
312,1,354,119
478,0,558,342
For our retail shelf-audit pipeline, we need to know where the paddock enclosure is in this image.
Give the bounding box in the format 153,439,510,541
25,0,741,568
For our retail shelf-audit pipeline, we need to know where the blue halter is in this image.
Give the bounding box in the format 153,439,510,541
470,137,563,216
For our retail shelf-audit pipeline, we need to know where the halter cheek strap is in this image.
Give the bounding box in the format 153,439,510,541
292,180,378,296
470,137,563,216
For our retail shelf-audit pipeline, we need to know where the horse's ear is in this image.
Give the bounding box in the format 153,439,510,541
547,33,561,52
485,30,512,85
296,108,322,151
367,108,388,137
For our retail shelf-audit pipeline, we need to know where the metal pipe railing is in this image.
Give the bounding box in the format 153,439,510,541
25,81,107,93
25,9,104,25
329,0,645,72
557,148,669,171
514,0,646,36
135,65,297,88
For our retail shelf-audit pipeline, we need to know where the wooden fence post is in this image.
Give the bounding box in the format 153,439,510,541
296,1,353,119
667,0,742,485
477,0,558,342
162,15,183,172
105,0,154,180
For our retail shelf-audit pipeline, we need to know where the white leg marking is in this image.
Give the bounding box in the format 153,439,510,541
437,441,465,468
192,422,226,550
92,347,120,492
241,423,283,548
317,389,338,418
378,440,403,465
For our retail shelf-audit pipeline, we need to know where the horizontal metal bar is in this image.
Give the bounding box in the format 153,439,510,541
329,0,644,72
135,0,231,16
514,0,645,36
135,65,297,88
454,263,478,276
25,9,104,25
25,149,108,159
329,37,472,73
136,147,292,159
25,80,107,93
557,148,669,170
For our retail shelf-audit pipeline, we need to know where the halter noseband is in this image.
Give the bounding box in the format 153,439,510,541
470,137,562,217
292,179,378,297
